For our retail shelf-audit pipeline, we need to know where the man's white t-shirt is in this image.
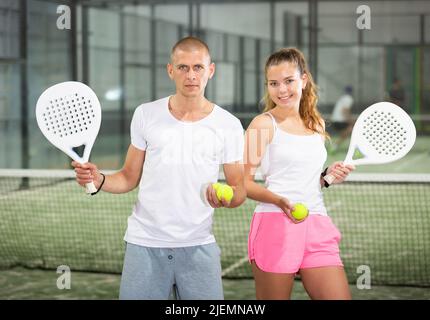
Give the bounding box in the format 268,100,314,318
124,97,244,248
331,94,353,122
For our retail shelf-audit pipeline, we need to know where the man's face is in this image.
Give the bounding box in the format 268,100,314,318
167,48,215,98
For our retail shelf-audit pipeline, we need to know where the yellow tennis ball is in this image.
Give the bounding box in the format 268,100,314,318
214,183,234,202
292,203,309,220
212,182,222,192
219,185,234,202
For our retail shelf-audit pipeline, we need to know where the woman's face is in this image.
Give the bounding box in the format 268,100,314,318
266,61,308,110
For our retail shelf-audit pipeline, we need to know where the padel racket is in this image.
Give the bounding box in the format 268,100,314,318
36,81,102,194
324,102,416,185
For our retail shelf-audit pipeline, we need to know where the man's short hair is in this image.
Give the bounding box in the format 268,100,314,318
171,36,211,62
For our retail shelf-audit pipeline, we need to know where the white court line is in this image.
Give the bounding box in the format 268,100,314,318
222,256,249,277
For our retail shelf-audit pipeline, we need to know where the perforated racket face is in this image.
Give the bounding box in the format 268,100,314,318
347,102,416,165
36,81,101,163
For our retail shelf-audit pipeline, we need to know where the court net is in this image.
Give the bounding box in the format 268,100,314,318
0,169,429,287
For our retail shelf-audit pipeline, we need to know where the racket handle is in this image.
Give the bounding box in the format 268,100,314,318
323,174,336,185
85,182,97,194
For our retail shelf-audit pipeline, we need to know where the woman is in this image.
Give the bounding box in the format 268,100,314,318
245,48,355,300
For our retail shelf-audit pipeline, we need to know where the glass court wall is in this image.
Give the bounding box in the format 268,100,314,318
1,0,429,169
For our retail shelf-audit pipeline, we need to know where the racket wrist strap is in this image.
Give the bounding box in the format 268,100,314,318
91,173,105,196
321,167,330,188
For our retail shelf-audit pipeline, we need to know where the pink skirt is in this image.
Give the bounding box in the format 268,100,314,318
248,212,343,274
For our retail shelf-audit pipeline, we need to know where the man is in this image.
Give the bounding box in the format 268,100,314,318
330,85,354,152
72,37,246,300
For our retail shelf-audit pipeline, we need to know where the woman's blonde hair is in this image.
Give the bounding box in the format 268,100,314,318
263,47,328,138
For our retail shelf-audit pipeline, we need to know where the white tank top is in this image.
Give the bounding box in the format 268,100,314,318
254,112,328,215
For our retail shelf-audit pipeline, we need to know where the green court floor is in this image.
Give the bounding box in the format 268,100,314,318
0,268,428,300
